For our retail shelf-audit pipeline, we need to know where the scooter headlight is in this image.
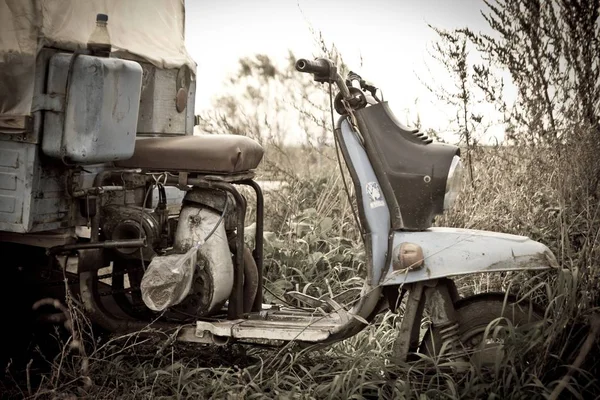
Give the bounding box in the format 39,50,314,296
443,155,463,210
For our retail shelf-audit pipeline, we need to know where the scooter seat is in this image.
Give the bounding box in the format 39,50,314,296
115,134,264,174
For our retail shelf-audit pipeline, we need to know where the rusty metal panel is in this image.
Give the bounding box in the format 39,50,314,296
0,138,74,233
191,308,348,344
0,140,36,232
30,163,72,231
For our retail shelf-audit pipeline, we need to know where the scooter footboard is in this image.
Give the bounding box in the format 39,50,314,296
381,227,559,286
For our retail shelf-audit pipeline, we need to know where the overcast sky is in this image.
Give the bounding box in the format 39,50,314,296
184,0,500,143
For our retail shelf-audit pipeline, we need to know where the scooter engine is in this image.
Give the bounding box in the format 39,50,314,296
139,192,236,320
101,205,167,260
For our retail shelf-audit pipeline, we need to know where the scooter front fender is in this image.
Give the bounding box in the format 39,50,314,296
381,227,559,286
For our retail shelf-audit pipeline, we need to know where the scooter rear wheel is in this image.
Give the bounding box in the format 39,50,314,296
419,292,545,368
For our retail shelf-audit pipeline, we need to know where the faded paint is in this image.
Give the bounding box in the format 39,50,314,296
382,227,559,286
0,141,36,232
42,53,141,163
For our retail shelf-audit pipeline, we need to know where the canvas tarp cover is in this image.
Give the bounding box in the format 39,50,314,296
0,0,196,124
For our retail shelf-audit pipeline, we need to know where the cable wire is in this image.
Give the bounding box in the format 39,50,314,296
328,82,364,238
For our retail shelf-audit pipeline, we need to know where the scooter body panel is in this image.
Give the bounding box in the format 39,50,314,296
382,227,559,285
339,119,558,289
337,118,390,285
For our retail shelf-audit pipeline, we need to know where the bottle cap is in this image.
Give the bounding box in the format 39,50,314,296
96,13,108,22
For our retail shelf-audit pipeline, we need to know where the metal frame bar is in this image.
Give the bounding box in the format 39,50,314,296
48,238,146,255
239,179,264,312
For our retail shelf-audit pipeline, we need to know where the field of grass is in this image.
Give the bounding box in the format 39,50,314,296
2,142,599,399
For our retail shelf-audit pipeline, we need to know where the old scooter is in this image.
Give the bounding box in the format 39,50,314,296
0,1,557,368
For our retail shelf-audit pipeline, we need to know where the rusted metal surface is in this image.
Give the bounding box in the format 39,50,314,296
424,283,459,346
193,309,348,343
0,142,36,232
0,139,72,233
391,282,425,362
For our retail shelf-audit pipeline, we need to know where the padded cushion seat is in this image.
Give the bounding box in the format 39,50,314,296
115,135,264,173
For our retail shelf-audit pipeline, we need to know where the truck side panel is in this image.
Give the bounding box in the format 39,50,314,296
0,141,35,232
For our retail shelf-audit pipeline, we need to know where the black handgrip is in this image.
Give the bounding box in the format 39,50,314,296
295,58,331,75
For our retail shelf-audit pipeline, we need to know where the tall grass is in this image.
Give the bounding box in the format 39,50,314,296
2,142,598,399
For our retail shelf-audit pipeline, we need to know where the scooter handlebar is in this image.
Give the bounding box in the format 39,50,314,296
295,58,331,75
295,57,352,100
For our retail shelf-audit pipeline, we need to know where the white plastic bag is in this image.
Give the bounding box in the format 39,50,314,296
140,242,202,312
140,204,234,314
